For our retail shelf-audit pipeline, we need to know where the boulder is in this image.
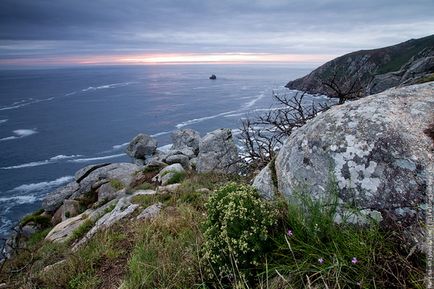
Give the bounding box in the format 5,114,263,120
62,199,80,220
254,82,434,250
73,197,139,250
158,183,181,193
42,181,79,213
252,164,276,200
71,163,140,199
45,213,87,243
75,163,111,183
126,133,157,159
136,203,163,220
171,129,201,154
165,154,190,169
154,163,185,186
196,128,239,174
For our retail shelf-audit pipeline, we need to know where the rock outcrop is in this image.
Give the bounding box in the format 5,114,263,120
254,82,434,250
126,133,157,160
171,129,201,154
286,35,434,97
196,128,239,174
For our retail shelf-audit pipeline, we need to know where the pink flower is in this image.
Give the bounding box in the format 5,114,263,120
287,229,293,237
318,258,324,264
351,257,358,264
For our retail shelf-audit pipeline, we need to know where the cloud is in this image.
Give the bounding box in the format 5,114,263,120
0,0,433,66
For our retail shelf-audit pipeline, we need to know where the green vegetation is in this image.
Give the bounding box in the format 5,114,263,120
20,210,51,228
203,183,276,283
110,179,125,190
68,219,94,243
0,172,425,288
133,182,155,191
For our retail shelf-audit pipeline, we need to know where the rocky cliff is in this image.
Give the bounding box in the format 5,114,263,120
286,35,434,97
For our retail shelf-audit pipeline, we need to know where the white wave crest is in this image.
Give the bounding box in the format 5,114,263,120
242,93,265,109
0,97,54,111
81,82,134,92
0,195,38,205
0,129,37,141
0,119,8,124
70,153,125,163
151,131,170,137
112,142,129,150
176,110,239,129
10,176,73,194
1,154,82,170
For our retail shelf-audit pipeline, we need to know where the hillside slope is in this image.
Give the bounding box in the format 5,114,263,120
286,35,434,97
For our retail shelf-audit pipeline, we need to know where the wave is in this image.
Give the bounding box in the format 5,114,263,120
70,153,125,163
112,142,129,150
9,176,73,194
0,128,37,142
151,131,170,138
0,97,54,111
81,82,134,92
176,110,239,129
242,93,265,109
1,155,82,170
0,119,8,124
0,195,38,205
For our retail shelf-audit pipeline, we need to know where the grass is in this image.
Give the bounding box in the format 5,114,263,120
110,179,125,190
1,171,426,289
164,170,187,185
133,182,155,191
67,219,94,244
20,210,51,228
123,204,205,289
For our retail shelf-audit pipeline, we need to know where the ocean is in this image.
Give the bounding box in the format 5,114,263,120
0,64,314,240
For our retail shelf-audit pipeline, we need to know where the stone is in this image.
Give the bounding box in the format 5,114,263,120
133,189,156,196
252,164,276,200
196,128,239,174
42,260,66,273
171,129,201,154
165,154,190,169
255,82,433,251
71,163,140,199
42,181,79,213
196,188,211,194
45,213,87,243
158,183,181,193
62,199,81,220
136,203,163,220
75,163,111,183
154,163,185,186
126,133,157,159
73,197,139,250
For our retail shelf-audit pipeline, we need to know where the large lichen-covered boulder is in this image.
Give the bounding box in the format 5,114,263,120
42,181,78,213
171,129,201,154
126,133,157,159
254,82,433,249
196,128,239,174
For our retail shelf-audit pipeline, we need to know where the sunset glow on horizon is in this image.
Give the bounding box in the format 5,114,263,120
0,52,335,67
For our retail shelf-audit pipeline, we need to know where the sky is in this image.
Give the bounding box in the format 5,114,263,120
0,0,433,67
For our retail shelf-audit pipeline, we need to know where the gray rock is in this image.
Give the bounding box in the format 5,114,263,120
158,183,181,193
75,163,111,183
136,203,162,220
45,213,87,243
260,82,433,250
126,133,157,159
165,154,190,169
190,157,198,170
165,148,196,159
171,129,201,154
133,189,156,196
62,199,81,220
71,163,140,199
73,197,139,250
196,128,239,174
252,164,276,200
154,163,185,185
42,181,79,213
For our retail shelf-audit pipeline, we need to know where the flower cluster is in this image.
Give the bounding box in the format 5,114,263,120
203,183,276,278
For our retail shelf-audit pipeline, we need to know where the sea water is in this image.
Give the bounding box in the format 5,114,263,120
0,64,313,240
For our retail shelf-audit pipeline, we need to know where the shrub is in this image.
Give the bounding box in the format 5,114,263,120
203,183,276,282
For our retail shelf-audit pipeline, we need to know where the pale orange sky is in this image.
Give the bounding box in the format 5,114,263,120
0,52,336,67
